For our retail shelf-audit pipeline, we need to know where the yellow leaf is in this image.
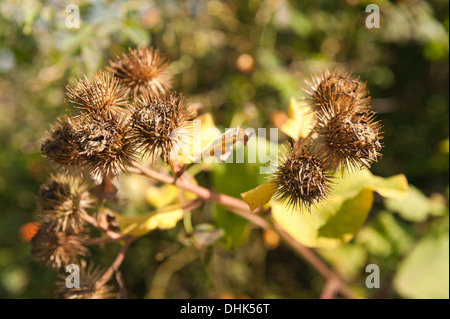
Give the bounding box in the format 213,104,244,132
271,169,410,249
170,112,221,165
113,205,185,237
146,184,179,209
241,181,277,212
272,188,373,249
198,126,254,163
146,177,198,208
280,97,314,140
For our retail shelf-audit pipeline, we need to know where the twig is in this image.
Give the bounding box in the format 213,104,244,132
83,236,124,245
96,237,133,288
320,278,339,299
80,211,124,240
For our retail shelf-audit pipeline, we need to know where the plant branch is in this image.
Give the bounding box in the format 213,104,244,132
129,162,357,299
96,236,133,288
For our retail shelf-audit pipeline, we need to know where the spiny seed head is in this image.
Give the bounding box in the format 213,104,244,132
273,146,333,212
55,263,116,299
41,116,79,168
108,46,172,97
304,70,370,112
130,92,196,163
66,71,129,119
74,114,137,182
30,222,88,269
315,107,383,172
37,174,93,233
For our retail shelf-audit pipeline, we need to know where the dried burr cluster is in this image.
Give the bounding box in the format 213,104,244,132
274,70,383,211
33,46,198,298
33,45,383,298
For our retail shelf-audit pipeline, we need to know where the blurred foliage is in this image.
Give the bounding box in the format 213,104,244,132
0,0,448,298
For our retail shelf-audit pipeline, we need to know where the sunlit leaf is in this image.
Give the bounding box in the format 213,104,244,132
171,112,254,164
272,188,373,249
385,185,447,222
280,97,314,140
271,169,410,249
146,184,179,209
318,245,368,281
241,180,277,212
113,205,185,237
198,126,254,163
394,222,449,299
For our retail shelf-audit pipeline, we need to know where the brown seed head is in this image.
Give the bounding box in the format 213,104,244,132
130,92,196,163
108,46,172,97
55,263,116,299
30,222,88,269
66,71,129,119
304,70,370,112
315,106,383,172
74,114,137,182
273,146,333,212
41,117,79,168
37,174,93,233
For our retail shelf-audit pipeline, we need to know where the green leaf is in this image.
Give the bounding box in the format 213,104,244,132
385,185,447,222
271,169,410,249
394,221,449,299
318,244,368,281
122,21,150,46
211,136,274,250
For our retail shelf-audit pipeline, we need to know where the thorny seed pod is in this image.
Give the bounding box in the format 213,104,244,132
108,46,172,97
41,116,79,168
55,263,116,299
304,70,370,112
130,92,197,163
314,106,383,172
66,70,129,119
273,146,333,212
37,174,93,233
30,222,88,269
74,114,137,182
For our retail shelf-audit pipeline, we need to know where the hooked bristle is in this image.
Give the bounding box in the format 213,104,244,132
130,91,196,163
66,70,129,119
107,46,172,97
304,70,370,113
314,106,383,172
273,145,333,212
37,174,93,233
55,263,116,299
30,222,88,269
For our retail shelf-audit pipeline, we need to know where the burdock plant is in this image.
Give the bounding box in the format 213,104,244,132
34,46,385,299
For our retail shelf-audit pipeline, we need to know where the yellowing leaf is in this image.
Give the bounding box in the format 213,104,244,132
241,181,277,211
271,169,410,249
272,188,373,249
335,169,409,201
170,112,253,165
198,126,254,163
113,205,185,237
394,222,449,299
170,112,221,165
280,97,314,140
146,177,198,208
195,112,222,150
146,184,179,209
